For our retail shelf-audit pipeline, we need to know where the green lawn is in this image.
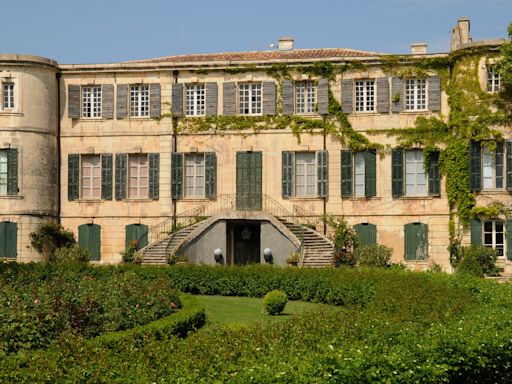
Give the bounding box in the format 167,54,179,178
195,294,332,327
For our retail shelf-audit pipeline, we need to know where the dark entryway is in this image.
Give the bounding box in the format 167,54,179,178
236,152,262,211
227,221,261,265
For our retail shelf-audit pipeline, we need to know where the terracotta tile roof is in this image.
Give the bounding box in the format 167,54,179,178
128,48,384,64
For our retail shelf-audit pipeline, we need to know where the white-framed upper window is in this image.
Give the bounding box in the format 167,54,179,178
82,86,102,118
0,151,7,195
405,150,427,196
295,81,316,114
130,85,149,117
355,80,375,112
3,83,14,110
405,79,426,111
185,84,205,116
482,143,504,190
239,83,262,115
354,152,366,197
295,152,316,196
185,153,205,197
81,155,101,199
129,154,149,198
483,220,505,257
487,66,501,93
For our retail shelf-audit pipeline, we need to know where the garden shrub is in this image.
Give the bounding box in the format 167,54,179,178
29,222,76,262
263,290,288,315
354,244,392,267
54,244,90,263
456,245,499,277
120,240,142,264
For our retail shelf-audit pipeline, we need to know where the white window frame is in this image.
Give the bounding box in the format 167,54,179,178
483,220,505,257
295,81,316,114
185,84,205,116
185,153,205,197
405,78,427,111
482,143,504,190
128,154,149,199
3,82,14,110
80,155,101,199
130,85,150,117
295,152,316,197
405,149,427,196
487,66,501,93
81,86,102,118
355,80,375,113
0,150,7,195
239,83,262,115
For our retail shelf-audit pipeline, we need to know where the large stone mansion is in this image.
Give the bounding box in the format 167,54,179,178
1,18,510,271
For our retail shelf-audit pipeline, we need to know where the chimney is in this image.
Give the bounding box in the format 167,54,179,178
278,37,294,51
451,17,471,51
411,43,427,55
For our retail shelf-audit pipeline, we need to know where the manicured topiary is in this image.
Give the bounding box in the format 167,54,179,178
263,290,288,315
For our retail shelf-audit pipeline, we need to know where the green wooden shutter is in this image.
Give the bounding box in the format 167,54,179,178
469,141,481,193
149,153,160,200
316,150,328,197
171,153,183,199
392,148,404,197
404,222,428,260
365,149,377,197
6,148,18,195
507,220,512,260
391,78,404,113
428,151,440,197
428,76,441,112
317,79,329,115
262,81,276,115
79,223,101,261
205,83,218,117
282,151,294,198
68,85,80,119
125,223,148,250
68,154,80,201
205,152,217,199
115,154,127,200
341,79,353,114
116,84,128,119
223,82,236,116
354,223,377,246
507,141,512,192
281,80,294,115
101,154,113,200
102,84,114,119
470,219,482,246
171,83,183,116
341,150,353,197
376,77,390,113
149,84,161,118
0,221,17,259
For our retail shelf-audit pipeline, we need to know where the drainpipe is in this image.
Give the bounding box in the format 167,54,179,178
172,70,179,229
56,71,62,224
322,115,327,235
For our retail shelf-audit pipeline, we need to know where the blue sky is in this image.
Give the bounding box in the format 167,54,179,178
2,0,511,64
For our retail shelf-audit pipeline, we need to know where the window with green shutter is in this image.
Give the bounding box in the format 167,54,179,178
68,154,80,200
148,153,160,200
469,141,481,193
0,149,18,196
172,153,184,199
341,150,376,198
125,223,148,250
282,151,294,198
354,223,377,246
0,221,17,259
404,222,428,261
115,153,127,200
205,152,217,199
428,151,440,197
101,154,113,200
78,223,101,261
316,150,328,197
341,150,353,197
364,150,377,197
392,149,404,197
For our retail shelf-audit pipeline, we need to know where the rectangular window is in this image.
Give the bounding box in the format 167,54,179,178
483,220,505,257
405,150,427,196
81,155,101,199
129,154,149,198
295,152,316,196
0,151,7,195
295,81,316,114
487,66,501,93
355,80,375,112
3,83,14,109
405,79,426,111
185,84,205,116
239,83,262,115
354,152,366,197
482,143,504,189
82,86,102,118
185,153,205,197
130,85,149,117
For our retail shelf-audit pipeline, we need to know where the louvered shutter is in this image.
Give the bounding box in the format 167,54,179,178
376,77,390,113
6,148,18,195
354,223,377,246
341,79,353,114
365,149,377,197
507,220,512,260
507,141,512,192
428,76,441,112
282,151,294,198
405,223,428,260
341,150,353,197
205,152,217,199
101,154,113,200
149,83,161,118
148,153,160,200
116,84,128,119
428,151,440,197
68,85,80,119
223,82,236,116
391,77,404,113
317,79,329,115
205,83,218,116
470,219,482,246
102,84,114,119
391,148,404,197
281,80,294,116
262,81,276,115
317,150,328,197
68,154,79,201
115,153,127,200
171,153,183,199
171,83,183,116
469,141,481,193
